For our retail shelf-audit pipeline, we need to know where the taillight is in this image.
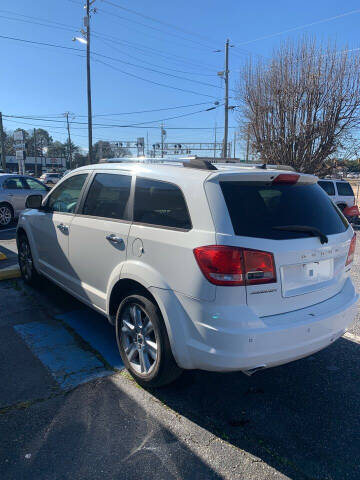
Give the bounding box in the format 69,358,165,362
346,234,356,266
242,249,276,285
272,173,300,185
193,246,276,286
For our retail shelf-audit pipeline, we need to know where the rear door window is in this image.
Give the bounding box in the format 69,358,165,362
23,178,48,191
3,177,25,190
82,173,132,220
220,181,348,240
134,178,191,229
318,181,335,196
336,182,354,196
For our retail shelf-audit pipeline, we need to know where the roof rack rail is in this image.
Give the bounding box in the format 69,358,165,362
183,158,217,171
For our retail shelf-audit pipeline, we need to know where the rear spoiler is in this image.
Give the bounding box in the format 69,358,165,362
257,164,296,172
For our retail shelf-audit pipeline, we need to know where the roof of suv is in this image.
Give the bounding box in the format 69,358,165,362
73,160,317,186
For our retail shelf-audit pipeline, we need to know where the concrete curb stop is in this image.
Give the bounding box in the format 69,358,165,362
0,265,21,281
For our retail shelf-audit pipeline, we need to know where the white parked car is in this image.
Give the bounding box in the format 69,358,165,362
17,159,358,386
0,174,49,226
39,172,61,185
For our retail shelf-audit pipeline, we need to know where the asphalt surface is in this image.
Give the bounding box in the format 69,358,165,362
0,225,360,480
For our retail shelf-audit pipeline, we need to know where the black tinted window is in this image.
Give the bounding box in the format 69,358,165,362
134,178,191,229
83,173,131,220
336,182,354,196
318,181,335,196
220,182,348,240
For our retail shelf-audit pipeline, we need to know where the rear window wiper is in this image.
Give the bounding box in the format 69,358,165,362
272,225,328,244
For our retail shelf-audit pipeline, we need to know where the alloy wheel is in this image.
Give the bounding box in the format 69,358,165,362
0,206,12,226
120,303,158,375
19,240,33,281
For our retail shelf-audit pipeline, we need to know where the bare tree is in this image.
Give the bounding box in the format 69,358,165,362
238,38,360,174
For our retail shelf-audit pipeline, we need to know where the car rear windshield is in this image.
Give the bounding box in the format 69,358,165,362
336,182,354,196
220,181,348,240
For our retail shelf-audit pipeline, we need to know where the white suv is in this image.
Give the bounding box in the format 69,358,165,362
39,173,61,185
318,179,356,210
17,159,358,386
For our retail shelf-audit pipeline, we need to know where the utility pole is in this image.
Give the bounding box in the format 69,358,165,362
213,122,217,159
33,128,38,177
161,124,165,158
0,112,6,170
233,131,236,159
85,0,93,164
65,112,73,169
222,39,230,158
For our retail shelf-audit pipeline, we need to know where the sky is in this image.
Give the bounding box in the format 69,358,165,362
1,0,360,157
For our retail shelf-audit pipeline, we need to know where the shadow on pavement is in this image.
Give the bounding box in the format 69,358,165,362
0,377,223,480
3,278,359,479
148,337,360,480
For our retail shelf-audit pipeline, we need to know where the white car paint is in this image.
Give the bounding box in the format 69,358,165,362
17,161,358,374
318,178,355,209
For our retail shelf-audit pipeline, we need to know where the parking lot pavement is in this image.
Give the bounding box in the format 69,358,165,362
0,238,360,479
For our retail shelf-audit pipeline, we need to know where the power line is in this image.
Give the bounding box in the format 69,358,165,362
8,102,216,119
95,37,217,76
3,105,222,128
0,8,220,72
91,56,219,98
100,1,268,62
234,8,360,46
99,2,218,51
86,102,217,117
3,115,237,130
91,31,218,71
0,34,220,98
102,0,219,47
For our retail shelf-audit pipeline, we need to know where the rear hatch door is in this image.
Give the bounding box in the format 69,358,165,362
207,169,353,317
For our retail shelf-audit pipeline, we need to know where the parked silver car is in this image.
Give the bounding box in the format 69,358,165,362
0,174,49,226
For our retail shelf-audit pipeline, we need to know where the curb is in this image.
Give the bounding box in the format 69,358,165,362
0,265,21,281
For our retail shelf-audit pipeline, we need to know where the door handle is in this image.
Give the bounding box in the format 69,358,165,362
106,234,124,246
57,223,69,234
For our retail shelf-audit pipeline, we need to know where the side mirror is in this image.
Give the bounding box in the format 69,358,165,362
26,195,43,209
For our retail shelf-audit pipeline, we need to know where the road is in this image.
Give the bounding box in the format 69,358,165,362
0,225,360,479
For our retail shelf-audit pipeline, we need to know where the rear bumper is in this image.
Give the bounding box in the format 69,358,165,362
154,278,358,372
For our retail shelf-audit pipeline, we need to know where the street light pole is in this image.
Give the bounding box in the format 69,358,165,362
86,0,93,164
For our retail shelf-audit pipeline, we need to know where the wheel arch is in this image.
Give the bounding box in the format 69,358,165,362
336,202,347,211
108,278,158,324
108,276,191,369
16,226,27,246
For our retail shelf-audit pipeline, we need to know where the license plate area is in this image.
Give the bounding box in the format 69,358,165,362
281,259,335,297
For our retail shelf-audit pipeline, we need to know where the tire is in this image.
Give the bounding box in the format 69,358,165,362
116,294,183,387
0,203,14,227
18,234,40,285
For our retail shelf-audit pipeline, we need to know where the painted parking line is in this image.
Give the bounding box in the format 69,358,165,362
14,321,112,390
56,309,124,369
343,331,360,345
